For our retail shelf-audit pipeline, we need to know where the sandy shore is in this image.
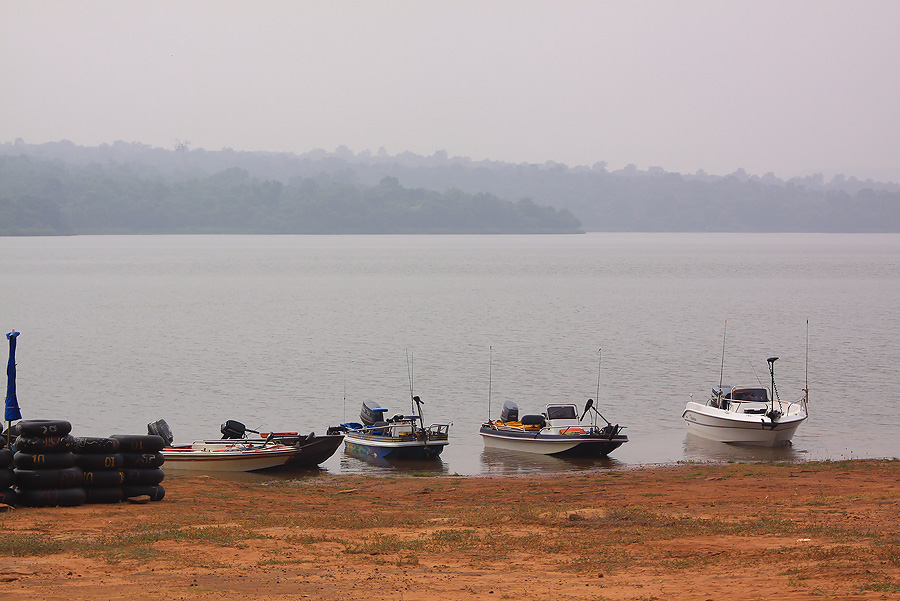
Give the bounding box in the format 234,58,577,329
1,459,899,600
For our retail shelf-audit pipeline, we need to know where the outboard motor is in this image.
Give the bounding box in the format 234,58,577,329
221,419,248,440
360,401,389,426
500,400,519,423
147,419,174,446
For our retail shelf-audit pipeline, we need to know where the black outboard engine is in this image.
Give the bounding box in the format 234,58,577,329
221,419,248,439
147,419,174,446
500,400,519,423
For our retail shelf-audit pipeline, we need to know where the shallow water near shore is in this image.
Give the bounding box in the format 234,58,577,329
2,233,899,475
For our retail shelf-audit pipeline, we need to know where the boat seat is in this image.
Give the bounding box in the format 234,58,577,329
520,414,546,429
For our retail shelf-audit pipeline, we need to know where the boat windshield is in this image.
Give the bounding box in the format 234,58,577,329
725,388,768,402
546,405,578,420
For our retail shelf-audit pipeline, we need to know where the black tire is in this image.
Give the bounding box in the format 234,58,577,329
15,467,84,489
123,484,165,502
14,434,76,453
0,448,12,467
14,420,72,437
74,437,121,453
14,451,76,469
17,487,86,507
0,487,18,506
0,469,13,489
75,453,124,470
122,467,165,485
123,451,165,468
110,434,165,453
84,487,123,504
83,469,125,488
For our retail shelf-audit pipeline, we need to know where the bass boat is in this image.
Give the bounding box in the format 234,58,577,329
336,397,450,461
480,399,628,457
151,419,342,472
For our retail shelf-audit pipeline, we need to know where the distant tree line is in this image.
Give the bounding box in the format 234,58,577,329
2,139,900,233
0,154,581,235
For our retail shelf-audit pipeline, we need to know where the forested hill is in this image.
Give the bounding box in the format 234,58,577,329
2,140,900,233
0,153,581,235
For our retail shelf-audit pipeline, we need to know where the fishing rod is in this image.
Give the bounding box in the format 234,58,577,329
718,320,727,389
487,346,493,422
717,320,727,407
406,348,425,429
804,319,810,413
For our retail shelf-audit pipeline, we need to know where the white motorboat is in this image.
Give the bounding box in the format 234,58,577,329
150,419,331,472
160,440,303,472
480,399,628,457
683,356,808,446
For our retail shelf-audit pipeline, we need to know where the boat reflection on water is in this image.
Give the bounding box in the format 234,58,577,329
338,448,450,475
682,433,807,463
479,447,625,476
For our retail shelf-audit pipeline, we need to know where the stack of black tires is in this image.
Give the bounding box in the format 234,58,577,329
12,420,86,507
75,436,126,504
0,435,15,506
112,434,166,502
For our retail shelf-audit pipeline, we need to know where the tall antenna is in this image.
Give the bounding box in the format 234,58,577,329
487,346,493,420
718,320,727,389
805,319,810,410
595,348,602,403
406,348,414,405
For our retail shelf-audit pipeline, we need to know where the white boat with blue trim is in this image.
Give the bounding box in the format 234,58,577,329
337,397,450,461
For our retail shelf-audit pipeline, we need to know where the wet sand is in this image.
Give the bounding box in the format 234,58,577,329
2,459,899,600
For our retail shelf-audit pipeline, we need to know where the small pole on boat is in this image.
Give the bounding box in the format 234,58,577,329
487,346,493,421
767,356,779,412
595,348,602,407
804,319,810,411
718,321,727,389
717,320,727,406
407,348,425,429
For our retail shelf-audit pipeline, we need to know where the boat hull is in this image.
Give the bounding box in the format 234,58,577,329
285,434,344,467
343,434,447,461
682,402,806,446
161,444,302,472
479,427,628,457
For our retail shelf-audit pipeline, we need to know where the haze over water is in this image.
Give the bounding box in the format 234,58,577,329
2,233,898,475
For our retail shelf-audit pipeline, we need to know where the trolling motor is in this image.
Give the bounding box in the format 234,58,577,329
765,357,783,422
580,398,622,439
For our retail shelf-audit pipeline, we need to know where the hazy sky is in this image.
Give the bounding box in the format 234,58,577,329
3,1,899,181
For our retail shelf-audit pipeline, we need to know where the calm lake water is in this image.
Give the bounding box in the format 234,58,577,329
2,233,899,476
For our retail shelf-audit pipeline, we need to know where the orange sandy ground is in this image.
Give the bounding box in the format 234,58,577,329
1,459,899,601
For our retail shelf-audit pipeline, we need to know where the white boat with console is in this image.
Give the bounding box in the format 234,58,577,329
683,356,808,446
480,399,628,457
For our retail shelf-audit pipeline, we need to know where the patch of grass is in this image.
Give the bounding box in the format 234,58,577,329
342,534,425,555
855,582,900,593
0,534,76,557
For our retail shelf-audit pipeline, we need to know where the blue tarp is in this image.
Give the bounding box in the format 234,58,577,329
5,330,21,422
